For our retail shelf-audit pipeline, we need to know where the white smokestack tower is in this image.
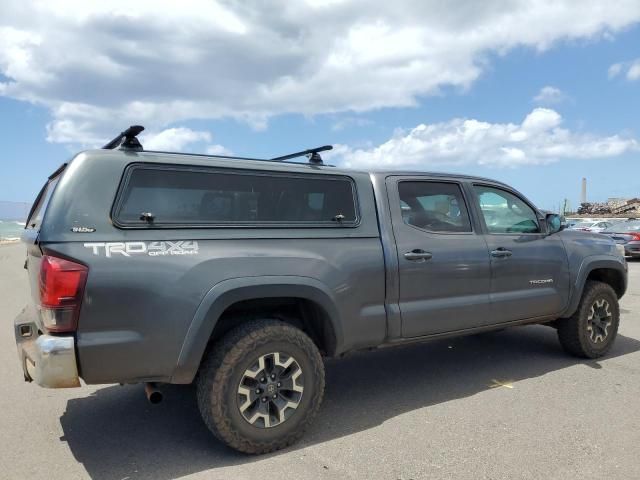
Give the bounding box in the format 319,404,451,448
581,177,587,204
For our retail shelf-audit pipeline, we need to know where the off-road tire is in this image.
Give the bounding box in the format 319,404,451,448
196,319,325,454
557,280,620,358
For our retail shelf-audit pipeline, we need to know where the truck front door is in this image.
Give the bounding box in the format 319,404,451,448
387,177,492,337
468,184,570,322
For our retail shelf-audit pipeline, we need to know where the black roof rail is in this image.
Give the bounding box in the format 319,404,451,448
103,125,145,151
271,145,333,165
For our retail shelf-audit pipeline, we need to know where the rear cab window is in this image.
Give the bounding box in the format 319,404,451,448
113,164,359,227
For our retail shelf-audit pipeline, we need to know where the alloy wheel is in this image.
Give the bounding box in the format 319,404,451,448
586,298,613,344
237,352,304,428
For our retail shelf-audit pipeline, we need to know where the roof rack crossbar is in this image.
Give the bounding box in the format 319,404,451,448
101,128,332,165
103,125,145,151
271,145,333,164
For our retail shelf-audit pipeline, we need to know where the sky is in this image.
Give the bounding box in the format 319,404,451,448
1,0,639,212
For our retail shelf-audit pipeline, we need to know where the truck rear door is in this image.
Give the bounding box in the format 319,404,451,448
386,176,492,337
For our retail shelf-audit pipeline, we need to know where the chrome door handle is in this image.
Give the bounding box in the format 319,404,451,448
404,250,433,261
491,248,512,258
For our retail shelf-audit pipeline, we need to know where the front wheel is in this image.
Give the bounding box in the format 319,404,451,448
557,281,620,358
196,319,325,454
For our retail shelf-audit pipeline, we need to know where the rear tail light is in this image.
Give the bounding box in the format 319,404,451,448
39,255,88,333
630,232,640,241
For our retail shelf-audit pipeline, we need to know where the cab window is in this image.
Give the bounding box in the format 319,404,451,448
474,185,540,234
398,181,472,233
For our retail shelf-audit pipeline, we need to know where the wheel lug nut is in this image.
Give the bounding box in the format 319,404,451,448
277,382,281,387
262,397,267,402
255,388,261,394
272,394,277,399
271,374,276,380
260,377,265,383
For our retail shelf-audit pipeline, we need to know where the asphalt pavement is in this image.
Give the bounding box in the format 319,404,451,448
1,242,638,480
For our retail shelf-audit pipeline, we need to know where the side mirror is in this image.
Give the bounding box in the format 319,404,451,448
546,213,562,234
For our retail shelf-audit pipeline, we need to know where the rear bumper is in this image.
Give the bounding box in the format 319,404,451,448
625,241,640,257
14,306,80,388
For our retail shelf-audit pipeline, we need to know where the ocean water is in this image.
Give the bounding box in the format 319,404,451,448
0,220,25,241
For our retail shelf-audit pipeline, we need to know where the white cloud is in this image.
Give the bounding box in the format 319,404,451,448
533,86,565,105
608,62,623,78
206,144,234,156
141,127,235,154
335,108,638,169
142,127,211,151
608,58,640,80
628,61,640,81
1,1,639,143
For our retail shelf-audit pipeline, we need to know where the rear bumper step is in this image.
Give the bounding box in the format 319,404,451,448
14,307,80,388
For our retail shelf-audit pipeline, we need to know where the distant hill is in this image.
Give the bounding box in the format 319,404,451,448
0,201,31,220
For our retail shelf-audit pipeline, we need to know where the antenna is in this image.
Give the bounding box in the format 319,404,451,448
103,125,145,151
271,145,333,165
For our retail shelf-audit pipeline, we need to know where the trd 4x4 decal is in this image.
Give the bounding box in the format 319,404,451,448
84,241,199,258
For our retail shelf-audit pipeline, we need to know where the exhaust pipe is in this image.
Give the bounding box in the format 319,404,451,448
144,382,163,404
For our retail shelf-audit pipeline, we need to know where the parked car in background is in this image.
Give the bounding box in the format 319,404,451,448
603,219,640,258
565,220,581,229
569,221,614,233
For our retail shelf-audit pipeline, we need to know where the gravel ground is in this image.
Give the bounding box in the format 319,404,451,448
1,242,638,480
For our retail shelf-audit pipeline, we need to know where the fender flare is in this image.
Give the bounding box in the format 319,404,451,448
170,275,343,383
562,255,627,318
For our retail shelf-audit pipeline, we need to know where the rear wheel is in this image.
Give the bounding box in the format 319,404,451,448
196,319,325,454
557,281,620,358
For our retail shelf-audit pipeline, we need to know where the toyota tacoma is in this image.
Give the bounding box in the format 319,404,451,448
14,126,628,454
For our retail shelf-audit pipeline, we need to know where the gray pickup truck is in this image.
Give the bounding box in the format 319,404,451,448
14,126,628,454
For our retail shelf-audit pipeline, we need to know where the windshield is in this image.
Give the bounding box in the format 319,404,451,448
603,220,640,233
